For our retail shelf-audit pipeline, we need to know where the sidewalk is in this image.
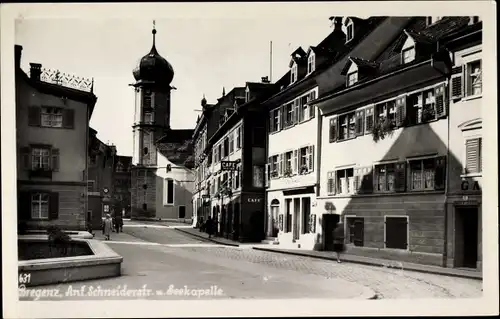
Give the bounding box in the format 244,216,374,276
175,227,241,247
252,247,483,280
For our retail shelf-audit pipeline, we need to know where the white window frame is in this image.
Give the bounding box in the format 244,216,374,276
465,59,482,98
164,178,175,206
284,151,293,174
459,119,482,177
291,63,298,84
335,166,355,195
346,20,354,42
407,156,438,191
229,131,235,154
31,147,50,170
373,161,397,193
347,71,358,87
41,107,63,128
402,46,416,64
383,215,409,251
31,192,50,220
236,126,242,149
307,53,316,75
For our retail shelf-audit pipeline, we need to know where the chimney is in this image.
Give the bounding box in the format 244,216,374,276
261,76,270,83
15,45,23,70
29,63,42,81
334,17,343,32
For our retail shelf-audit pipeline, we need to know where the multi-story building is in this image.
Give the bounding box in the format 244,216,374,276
113,155,132,218
313,16,482,268
15,44,98,231
130,25,194,221
87,129,118,229
263,16,407,249
444,17,482,270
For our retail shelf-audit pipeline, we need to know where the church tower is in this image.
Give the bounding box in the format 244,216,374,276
130,22,175,218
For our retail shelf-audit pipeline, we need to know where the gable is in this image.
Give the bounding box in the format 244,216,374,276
402,35,416,50
347,60,358,74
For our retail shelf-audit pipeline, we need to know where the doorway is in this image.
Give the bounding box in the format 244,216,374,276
293,198,301,241
455,206,479,268
323,214,340,251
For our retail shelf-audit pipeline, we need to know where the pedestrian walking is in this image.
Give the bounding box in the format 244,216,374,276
206,216,214,238
333,221,346,263
103,214,113,241
115,214,123,233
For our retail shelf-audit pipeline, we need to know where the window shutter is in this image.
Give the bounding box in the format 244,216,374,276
309,100,315,119
308,145,314,172
62,109,75,129
365,106,374,133
49,192,59,220
434,84,447,119
265,164,270,187
309,214,316,233
327,171,336,195
329,117,338,142
466,138,480,173
450,66,463,100
394,162,406,192
21,147,31,170
293,149,298,175
269,112,274,133
294,100,300,124
278,154,284,176
395,96,407,127
51,148,60,171
434,156,446,190
280,106,286,130
28,106,41,126
297,100,304,123
353,168,361,193
355,110,365,136
18,191,32,221
360,166,373,194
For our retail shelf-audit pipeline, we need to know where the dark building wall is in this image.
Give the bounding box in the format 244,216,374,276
130,167,157,219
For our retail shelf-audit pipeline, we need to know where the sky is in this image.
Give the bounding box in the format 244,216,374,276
15,14,337,157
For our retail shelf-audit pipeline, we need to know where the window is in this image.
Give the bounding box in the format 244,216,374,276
246,90,251,102
339,112,356,140
144,112,153,124
299,147,308,174
87,180,95,192
284,103,294,127
41,107,63,128
31,193,49,219
402,47,416,64
346,217,364,246
301,197,311,234
307,54,315,74
284,151,293,175
223,138,229,158
346,22,354,42
218,144,222,162
31,148,50,170
116,162,125,172
229,132,234,154
143,89,152,109
374,163,396,192
236,127,242,149
291,64,298,83
375,101,396,124
233,169,240,189
270,155,279,178
178,206,186,219
285,199,292,233
422,89,436,122
270,108,281,133
347,71,358,87
408,157,446,191
336,168,354,194
385,216,408,250
466,60,482,97
465,138,482,174
164,178,174,205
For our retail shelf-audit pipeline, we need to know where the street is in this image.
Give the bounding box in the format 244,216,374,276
20,220,482,300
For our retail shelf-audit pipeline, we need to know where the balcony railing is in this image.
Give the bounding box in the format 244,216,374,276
30,67,93,93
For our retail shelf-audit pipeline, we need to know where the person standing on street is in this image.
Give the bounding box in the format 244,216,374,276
103,214,113,241
333,221,346,263
115,213,123,233
206,216,214,238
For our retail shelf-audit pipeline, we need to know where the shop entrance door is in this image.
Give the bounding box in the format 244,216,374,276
456,206,479,268
293,198,300,241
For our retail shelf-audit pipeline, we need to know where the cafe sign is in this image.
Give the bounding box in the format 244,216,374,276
221,161,238,171
247,197,262,203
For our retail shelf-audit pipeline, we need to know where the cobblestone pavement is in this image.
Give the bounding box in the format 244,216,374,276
162,245,483,299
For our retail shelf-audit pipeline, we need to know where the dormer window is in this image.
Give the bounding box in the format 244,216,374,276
245,89,251,102
307,53,316,75
291,63,298,83
347,71,358,87
345,19,354,43
402,47,416,64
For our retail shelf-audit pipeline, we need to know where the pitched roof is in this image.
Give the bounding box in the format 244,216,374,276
156,129,194,145
341,56,379,75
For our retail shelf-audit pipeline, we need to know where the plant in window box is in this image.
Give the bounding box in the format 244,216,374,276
300,165,309,174
283,168,293,178
421,107,436,123
270,171,279,178
372,118,395,142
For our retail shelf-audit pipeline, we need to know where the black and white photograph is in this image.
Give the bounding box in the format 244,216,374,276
1,1,498,318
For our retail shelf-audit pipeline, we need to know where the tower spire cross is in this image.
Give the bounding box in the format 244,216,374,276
152,20,157,48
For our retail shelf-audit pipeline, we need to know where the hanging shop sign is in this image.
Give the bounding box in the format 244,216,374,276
221,161,238,171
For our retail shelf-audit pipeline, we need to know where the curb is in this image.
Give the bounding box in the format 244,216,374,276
252,247,482,281
175,228,240,247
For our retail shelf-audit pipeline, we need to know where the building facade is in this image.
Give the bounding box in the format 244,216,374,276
263,16,407,249
313,16,482,268
15,44,97,231
113,155,132,218
130,25,194,221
